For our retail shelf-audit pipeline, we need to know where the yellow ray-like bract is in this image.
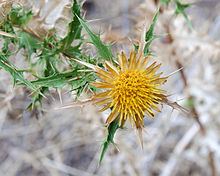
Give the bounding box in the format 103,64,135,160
92,51,167,129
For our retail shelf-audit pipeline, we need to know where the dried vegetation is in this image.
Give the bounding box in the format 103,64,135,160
0,0,220,176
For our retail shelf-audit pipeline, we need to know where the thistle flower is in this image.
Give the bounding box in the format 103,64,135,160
91,51,168,131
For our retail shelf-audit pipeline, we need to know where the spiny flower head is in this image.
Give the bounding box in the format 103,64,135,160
92,51,167,130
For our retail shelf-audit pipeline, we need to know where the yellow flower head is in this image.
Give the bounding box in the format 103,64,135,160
92,51,167,129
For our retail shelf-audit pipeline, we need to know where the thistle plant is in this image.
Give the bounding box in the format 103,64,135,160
75,10,182,163
0,0,189,164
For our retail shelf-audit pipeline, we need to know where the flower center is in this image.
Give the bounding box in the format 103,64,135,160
114,70,146,98
110,70,150,116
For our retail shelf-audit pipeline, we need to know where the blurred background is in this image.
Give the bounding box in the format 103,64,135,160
1,0,220,175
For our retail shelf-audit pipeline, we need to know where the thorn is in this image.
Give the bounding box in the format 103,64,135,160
167,67,184,77
112,142,120,152
57,89,63,105
164,98,189,115
0,31,16,38
87,18,106,23
54,99,93,110
72,58,96,70
137,128,144,150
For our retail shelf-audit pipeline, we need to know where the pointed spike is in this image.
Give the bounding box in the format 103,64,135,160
57,89,63,104
94,90,111,98
90,82,113,89
137,128,144,149
96,67,113,81
99,140,109,165
106,110,119,124
73,58,96,70
99,103,111,112
55,98,93,110
0,31,16,38
118,52,128,71
95,98,112,106
99,119,119,164
128,51,137,69
167,67,184,77
105,61,119,75
163,98,189,115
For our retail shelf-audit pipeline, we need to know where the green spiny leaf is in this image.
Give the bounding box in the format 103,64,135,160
143,10,159,56
27,86,48,110
0,20,15,34
18,31,41,57
1,38,12,56
28,41,58,109
31,70,78,88
0,53,39,92
175,0,190,15
99,119,119,164
63,45,82,58
175,0,192,29
8,5,33,27
76,15,113,61
60,0,82,51
0,21,16,56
